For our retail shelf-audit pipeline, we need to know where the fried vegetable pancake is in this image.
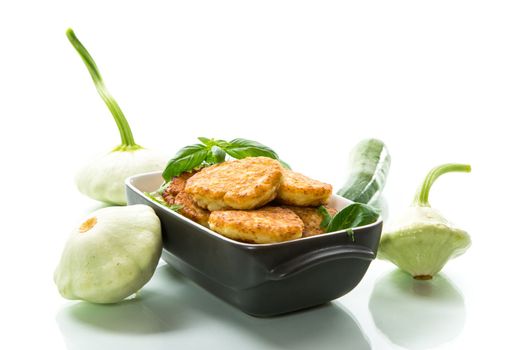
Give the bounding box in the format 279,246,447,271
173,191,210,227
284,206,338,237
277,169,332,206
162,171,197,205
208,207,303,244
185,157,283,211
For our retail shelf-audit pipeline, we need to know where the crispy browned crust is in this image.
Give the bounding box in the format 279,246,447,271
185,157,283,210
162,171,197,205
283,206,338,237
208,207,303,243
174,191,210,227
276,169,332,206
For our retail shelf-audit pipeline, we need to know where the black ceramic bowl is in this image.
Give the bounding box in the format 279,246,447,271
126,171,383,317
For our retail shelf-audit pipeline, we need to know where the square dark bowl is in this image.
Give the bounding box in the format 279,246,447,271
126,171,383,317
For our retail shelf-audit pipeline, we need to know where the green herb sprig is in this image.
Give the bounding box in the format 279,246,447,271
162,138,290,181
318,203,380,241
317,206,333,230
144,192,183,212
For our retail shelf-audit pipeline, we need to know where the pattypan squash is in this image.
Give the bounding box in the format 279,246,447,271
54,204,162,303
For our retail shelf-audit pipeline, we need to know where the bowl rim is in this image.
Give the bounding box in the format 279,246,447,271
125,171,383,248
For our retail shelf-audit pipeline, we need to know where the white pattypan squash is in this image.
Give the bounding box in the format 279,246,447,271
54,205,162,303
66,29,167,206
76,147,166,206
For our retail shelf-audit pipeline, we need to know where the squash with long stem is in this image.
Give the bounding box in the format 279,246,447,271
67,28,166,205
378,163,471,280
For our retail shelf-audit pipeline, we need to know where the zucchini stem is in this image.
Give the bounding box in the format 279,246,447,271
414,163,471,207
66,28,137,148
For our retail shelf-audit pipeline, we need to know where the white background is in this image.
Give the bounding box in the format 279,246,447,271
1,1,524,349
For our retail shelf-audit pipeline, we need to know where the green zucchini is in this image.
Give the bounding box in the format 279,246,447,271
337,138,391,205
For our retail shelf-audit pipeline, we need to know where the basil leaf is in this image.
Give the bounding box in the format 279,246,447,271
205,145,226,164
317,206,333,230
162,143,209,181
213,139,231,149
326,203,380,233
198,137,212,146
223,138,280,160
223,138,291,168
279,159,292,170
198,137,230,149
162,137,290,182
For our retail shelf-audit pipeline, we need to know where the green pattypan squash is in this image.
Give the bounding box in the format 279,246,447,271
379,163,471,280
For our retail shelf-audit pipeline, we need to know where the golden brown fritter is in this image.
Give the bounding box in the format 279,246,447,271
162,171,197,205
283,206,338,237
185,157,283,211
276,169,332,206
173,191,210,228
208,207,303,244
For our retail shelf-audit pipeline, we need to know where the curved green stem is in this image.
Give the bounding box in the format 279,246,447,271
66,28,137,147
414,163,471,207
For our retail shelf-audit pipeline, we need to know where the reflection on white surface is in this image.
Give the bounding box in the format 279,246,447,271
57,265,370,350
368,270,465,350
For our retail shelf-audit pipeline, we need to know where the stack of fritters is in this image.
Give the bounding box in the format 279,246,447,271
162,157,336,243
